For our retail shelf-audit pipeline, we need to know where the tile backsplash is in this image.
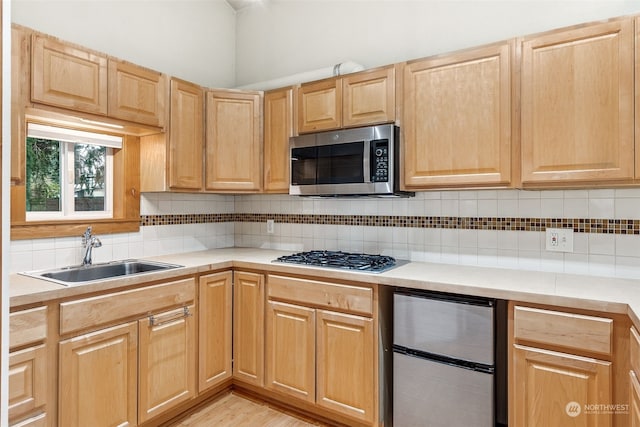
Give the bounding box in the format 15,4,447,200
9,193,235,273
234,189,640,279
9,189,640,279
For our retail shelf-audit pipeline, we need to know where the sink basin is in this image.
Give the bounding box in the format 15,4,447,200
21,259,183,286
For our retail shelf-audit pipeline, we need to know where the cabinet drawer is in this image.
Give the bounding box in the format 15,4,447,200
631,327,640,375
9,345,47,423
60,278,195,335
11,413,47,427
268,275,373,316
514,306,612,356
10,307,47,349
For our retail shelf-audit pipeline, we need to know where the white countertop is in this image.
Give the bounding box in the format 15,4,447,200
9,247,640,326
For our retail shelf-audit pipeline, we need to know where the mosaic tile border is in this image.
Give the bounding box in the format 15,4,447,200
141,213,235,226
141,213,640,235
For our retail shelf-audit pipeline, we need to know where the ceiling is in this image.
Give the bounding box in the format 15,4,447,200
226,0,260,11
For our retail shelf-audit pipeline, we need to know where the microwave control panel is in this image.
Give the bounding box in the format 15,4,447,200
371,139,389,182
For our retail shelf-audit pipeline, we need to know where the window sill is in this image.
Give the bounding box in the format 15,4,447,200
11,218,139,240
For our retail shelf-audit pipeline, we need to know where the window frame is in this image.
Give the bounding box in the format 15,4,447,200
11,119,141,240
25,137,115,222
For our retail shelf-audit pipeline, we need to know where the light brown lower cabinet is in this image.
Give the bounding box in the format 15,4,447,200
511,303,618,427
59,322,138,427
198,271,233,393
316,310,374,423
630,326,640,427
233,271,265,387
9,345,47,426
266,301,316,402
10,414,47,427
9,307,48,427
513,344,612,427
631,371,640,427
58,288,196,427
265,274,377,425
138,304,196,423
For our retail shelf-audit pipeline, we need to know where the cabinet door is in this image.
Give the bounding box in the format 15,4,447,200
403,41,512,188
169,78,204,190
263,87,293,193
266,301,315,402
198,272,233,393
513,344,612,427
233,271,265,387
343,66,395,128
59,322,137,427
631,371,640,427
11,26,29,185
108,59,166,127
297,78,342,133
521,19,634,185
31,34,108,115
316,310,374,423
138,305,196,424
205,90,261,192
9,345,46,424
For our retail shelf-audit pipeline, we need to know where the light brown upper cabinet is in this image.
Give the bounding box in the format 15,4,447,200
28,28,167,130
520,18,634,186
141,78,204,192
403,41,514,189
169,79,204,190
297,77,342,133
11,26,29,185
205,90,262,192
108,60,166,127
263,86,294,193
342,65,396,128
297,65,396,133
31,34,108,115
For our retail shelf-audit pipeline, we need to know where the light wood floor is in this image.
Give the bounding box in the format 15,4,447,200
169,392,329,427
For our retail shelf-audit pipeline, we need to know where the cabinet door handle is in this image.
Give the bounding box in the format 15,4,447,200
148,306,191,327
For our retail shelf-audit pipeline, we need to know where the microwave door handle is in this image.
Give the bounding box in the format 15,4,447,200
363,140,372,183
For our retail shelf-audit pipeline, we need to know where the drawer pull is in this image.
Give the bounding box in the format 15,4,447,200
148,306,191,327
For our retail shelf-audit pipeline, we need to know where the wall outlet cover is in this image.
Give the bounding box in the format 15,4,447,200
545,227,574,252
267,219,275,234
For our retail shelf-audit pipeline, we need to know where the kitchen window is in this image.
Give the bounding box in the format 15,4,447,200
26,123,120,221
11,118,141,240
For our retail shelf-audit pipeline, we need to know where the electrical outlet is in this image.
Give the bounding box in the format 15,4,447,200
545,227,574,252
267,219,275,234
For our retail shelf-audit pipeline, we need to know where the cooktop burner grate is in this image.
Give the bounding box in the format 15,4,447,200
274,250,398,273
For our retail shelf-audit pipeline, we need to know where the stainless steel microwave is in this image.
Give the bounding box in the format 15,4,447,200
289,124,413,197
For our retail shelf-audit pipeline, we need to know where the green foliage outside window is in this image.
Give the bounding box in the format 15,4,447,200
26,138,107,213
26,137,60,212
74,144,106,211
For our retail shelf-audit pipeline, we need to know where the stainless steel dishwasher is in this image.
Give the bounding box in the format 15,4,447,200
393,288,507,427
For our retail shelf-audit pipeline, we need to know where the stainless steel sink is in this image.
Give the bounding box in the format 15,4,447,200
21,259,183,286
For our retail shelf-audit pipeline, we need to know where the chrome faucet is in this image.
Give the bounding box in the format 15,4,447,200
82,226,102,266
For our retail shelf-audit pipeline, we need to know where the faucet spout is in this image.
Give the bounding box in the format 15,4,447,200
82,227,102,266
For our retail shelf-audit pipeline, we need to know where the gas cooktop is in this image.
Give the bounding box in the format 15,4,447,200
273,250,400,273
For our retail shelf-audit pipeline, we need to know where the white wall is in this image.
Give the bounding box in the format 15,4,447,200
2,1,12,424
235,0,640,86
11,0,237,88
